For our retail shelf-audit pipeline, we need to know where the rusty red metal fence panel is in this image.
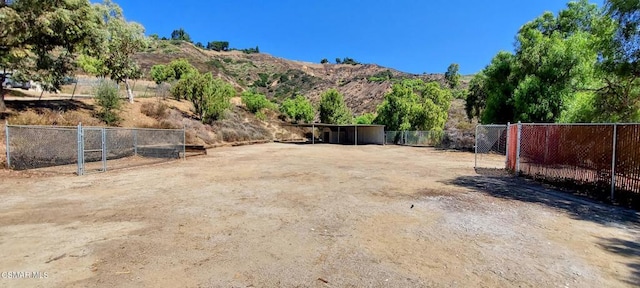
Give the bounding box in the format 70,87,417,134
614,125,640,196
476,122,640,207
506,125,518,171
519,125,614,184
502,123,640,208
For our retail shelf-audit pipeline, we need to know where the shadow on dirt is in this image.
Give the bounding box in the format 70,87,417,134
6,99,94,112
597,237,640,285
446,169,639,227
450,168,640,283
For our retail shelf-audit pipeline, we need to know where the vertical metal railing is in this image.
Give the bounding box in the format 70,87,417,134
611,124,618,200
101,128,107,172
133,129,138,156
516,122,522,175
5,123,10,168
474,125,479,169
77,123,84,176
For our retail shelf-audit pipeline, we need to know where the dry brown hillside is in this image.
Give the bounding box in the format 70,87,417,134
136,40,452,115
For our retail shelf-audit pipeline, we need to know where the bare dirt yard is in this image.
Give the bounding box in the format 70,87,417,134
0,143,638,287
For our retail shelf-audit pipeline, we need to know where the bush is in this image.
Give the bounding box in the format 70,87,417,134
140,101,169,119
206,58,225,69
319,88,352,124
94,80,122,125
253,73,270,88
368,70,394,82
354,113,376,124
255,110,267,121
172,71,235,123
281,95,315,123
241,90,275,113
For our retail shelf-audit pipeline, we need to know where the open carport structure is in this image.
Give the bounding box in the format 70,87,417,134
294,123,385,145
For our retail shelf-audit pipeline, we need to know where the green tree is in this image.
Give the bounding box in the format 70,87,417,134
281,95,315,123
319,89,352,124
335,58,342,64
604,0,640,77
150,65,172,85
241,90,275,113
171,28,191,42
341,57,360,65
239,46,260,54
168,59,197,81
195,42,205,49
354,113,376,124
0,0,103,111
94,79,122,125
593,0,640,122
374,79,451,131
320,58,329,64
471,0,614,124
207,41,229,51
78,0,148,103
465,72,487,120
172,71,235,123
444,63,461,89
149,59,197,85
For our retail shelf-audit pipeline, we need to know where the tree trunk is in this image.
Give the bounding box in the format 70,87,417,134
125,80,134,103
0,85,6,112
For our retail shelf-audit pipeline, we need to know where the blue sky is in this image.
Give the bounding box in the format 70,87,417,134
109,0,605,75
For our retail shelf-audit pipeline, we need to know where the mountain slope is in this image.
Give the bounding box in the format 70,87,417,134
135,40,451,115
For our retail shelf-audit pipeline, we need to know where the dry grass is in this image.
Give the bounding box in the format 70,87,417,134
213,107,273,143
6,110,102,127
140,101,169,119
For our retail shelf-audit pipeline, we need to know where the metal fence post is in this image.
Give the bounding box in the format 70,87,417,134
101,128,107,172
544,125,549,163
183,125,186,161
133,129,138,156
611,124,618,201
505,122,510,169
5,124,10,168
516,122,522,176
474,125,479,169
77,123,83,176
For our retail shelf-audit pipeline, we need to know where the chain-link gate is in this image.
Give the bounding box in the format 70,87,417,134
6,124,185,175
80,127,107,174
475,124,508,170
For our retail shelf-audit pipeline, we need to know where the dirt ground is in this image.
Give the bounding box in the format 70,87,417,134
0,143,638,287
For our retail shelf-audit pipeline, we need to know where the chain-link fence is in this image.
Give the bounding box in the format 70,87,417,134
5,124,185,175
505,123,640,208
385,131,445,146
60,77,168,100
474,125,508,170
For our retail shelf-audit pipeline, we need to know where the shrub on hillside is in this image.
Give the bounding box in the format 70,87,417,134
354,113,376,124
255,110,267,121
319,89,352,124
172,71,235,123
140,101,169,119
94,80,122,126
280,95,314,123
241,90,275,113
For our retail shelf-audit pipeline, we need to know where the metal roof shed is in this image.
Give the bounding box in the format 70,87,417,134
292,123,385,145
